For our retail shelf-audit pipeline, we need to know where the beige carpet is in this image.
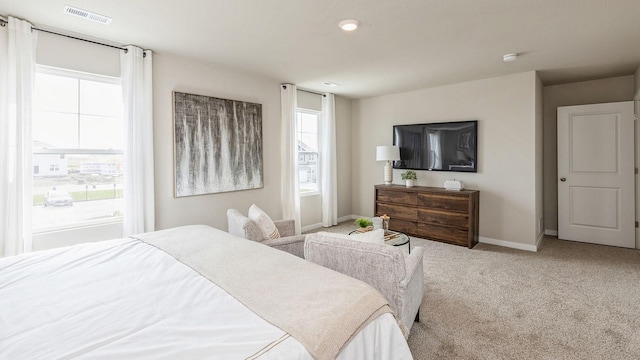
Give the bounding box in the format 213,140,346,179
306,222,640,359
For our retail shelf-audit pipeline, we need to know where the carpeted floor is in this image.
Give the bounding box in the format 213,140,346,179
306,222,640,359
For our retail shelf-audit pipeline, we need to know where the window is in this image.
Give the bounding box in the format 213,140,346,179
32,66,124,232
296,109,320,195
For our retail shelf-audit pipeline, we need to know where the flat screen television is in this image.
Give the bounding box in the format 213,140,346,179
393,120,477,172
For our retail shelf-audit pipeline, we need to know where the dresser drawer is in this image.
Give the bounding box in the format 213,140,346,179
418,209,468,229
376,203,417,221
418,193,469,213
377,189,417,206
417,223,468,246
374,185,479,248
389,218,417,235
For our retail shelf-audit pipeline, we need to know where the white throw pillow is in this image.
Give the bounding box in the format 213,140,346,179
248,204,280,241
349,229,385,245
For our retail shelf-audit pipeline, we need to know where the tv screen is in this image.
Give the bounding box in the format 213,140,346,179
393,120,477,172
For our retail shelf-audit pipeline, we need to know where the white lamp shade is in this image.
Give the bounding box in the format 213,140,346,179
376,146,400,161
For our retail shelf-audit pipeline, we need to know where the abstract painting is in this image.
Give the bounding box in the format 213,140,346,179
173,91,263,197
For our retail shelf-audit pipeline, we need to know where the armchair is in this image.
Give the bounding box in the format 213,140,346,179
304,232,425,335
226,209,305,258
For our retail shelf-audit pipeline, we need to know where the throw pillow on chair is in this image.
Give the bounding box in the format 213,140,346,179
248,204,281,240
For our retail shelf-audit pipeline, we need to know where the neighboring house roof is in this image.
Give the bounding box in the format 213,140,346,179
297,141,317,153
33,140,55,149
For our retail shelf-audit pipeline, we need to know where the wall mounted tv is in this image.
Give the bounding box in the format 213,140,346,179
393,120,477,172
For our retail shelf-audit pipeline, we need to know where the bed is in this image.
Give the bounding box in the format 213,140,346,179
0,225,412,359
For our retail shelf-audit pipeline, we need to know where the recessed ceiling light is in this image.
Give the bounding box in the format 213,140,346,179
64,5,112,25
503,53,517,62
323,81,340,87
338,19,359,31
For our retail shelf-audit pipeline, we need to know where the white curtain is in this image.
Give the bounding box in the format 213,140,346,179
280,84,301,234
320,93,337,227
121,46,155,236
0,17,37,257
428,131,442,170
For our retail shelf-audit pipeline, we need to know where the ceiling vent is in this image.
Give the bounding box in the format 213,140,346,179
64,5,112,25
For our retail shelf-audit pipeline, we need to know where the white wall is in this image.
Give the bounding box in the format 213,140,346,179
27,29,639,251
36,31,120,77
32,30,354,246
351,72,541,249
153,53,283,231
635,65,640,100
154,56,353,232
542,76,635,234
635,65,640,248
297,90,322,111
35,34,283,247
535,73,544,245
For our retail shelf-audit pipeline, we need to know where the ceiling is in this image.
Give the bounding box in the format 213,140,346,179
1,0,639,99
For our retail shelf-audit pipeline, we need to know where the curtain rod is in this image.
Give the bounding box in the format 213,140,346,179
0,16,133,53
281,84,327,97
34,27,127,52
298,88,327,97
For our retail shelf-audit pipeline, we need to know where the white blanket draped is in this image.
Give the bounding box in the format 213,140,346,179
0,227,412,359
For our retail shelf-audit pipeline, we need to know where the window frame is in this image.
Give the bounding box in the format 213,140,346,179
32,65,125,235
296,108,321,197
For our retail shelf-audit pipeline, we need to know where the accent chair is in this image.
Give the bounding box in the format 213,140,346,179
226,208,305,258
304,232,425,335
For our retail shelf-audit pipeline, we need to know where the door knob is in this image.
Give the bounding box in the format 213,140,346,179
560,177,566,182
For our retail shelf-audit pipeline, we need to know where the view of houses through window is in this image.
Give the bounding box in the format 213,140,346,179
32,66,124,232
296,109,320,194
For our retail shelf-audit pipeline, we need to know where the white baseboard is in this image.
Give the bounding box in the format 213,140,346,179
339,214,358,222
301,214,357,233
301,223,323,233
305,215,543,252
479,236,538,252
536,232,545,251
544,229,558,236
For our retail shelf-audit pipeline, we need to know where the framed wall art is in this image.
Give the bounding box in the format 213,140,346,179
173,91,263,197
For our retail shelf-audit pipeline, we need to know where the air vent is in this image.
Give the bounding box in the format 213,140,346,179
64,5,112,25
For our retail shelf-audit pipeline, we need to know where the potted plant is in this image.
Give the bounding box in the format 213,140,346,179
354,217,373,232
401,170,417,187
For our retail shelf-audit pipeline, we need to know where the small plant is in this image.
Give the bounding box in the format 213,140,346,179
355,217,373,228
401,170,417,180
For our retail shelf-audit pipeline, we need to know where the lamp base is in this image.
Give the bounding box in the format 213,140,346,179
383,161,393,185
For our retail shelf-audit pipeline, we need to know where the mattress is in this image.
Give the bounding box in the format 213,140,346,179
0,226,412,359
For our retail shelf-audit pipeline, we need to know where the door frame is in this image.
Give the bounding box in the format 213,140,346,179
557,101,636,248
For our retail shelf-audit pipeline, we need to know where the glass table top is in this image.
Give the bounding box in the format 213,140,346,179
348,229,410,247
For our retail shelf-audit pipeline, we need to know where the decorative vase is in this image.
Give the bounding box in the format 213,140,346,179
406,179,414,188
380,214,390,235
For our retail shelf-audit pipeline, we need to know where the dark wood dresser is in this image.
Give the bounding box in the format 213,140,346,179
374,184,479,248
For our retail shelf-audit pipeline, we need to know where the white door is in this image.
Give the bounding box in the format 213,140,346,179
557,101,635,248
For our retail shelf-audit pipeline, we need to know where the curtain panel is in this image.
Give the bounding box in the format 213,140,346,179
121,46,155,236
280,84,301,234
320,93,337,227
0,17,37,257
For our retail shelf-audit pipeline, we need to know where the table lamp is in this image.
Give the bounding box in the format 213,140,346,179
376,145,400,185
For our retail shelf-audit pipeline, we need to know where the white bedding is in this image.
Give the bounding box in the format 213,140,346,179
0,235,412,359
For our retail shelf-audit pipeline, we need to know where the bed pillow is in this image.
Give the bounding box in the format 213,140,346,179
349,229,385,245
248,204,280,241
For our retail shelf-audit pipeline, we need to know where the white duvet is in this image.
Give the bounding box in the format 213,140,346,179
0,237,412,359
